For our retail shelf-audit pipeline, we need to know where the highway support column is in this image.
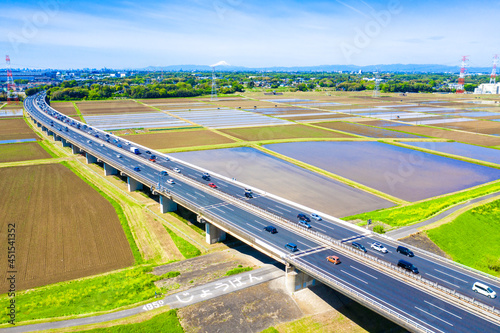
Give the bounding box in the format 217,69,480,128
103,163,118,176
205,223,226,244
86,153,97,164
72,145,82,155
61,138,71,147
160,195,177,213
127,177,143,192
285,264,317,293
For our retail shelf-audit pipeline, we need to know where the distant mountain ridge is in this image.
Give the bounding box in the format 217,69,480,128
138,64,492,73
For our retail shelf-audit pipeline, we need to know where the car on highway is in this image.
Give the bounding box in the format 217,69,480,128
208,183,217,188
297,213,311,223
117,144,122,148
396,245,414,257
160,171,168,176
173,167,181,173
167,179,175,185
311,213,322,221
86,140,91,144
263,226,277,234
352,242,367,253
244,188,253,198
202,173,210,180
165,157,170,161
145,150,151,154
117,154,122,158
298,220,311,229
371,242,388,253
133,166,141,171
285,243,298,252
397,259,419,274
100,143,104,147
326,256,341,265
472,282,496,298
149,155,156,162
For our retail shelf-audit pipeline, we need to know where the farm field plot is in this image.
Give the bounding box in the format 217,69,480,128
279,114,351,121
441,111,500,118
84,112,192,130
0,109,23,117
0,164,134,292
314,121,424,138
403,117,473,126
405,142,500,165
51,102,77,115
156,104,210,111
76,100,155,115
391,125,500,146
169,107,289,129
121,129,235,149
433,120,500,135
0,142,51,163
213,99,277,109
219,124,356,141
263,141,500,202
0,118,38,141
363,120,416,127
245,107,321,115
139,98,205,105
171,147,394,217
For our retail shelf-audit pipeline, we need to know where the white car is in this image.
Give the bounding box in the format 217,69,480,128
472,282,496,298
173,167,181,173
311,213,322,221
167,179,175,185
116,154,122,158
371,242,388,253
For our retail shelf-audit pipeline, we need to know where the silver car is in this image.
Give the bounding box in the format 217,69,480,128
371,242,388,253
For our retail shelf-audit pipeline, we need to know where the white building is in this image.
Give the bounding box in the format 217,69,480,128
474,83,500,94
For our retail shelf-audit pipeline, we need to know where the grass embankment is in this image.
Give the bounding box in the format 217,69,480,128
0,266,179,325
225,265,253,276
60,161,143,264
427,199,500,276
73,102,86,123
80,309,183,332
346,180,500,227
164,225,201,259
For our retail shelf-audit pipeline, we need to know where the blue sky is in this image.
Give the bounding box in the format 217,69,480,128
1,0,499,69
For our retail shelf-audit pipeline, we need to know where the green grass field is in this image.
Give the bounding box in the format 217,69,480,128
0,142,51,163
427,199,500,276
225,266,253,276
219,124,354,141
346,180,500,227
164,226,201,259
0,266,178,324
80,309,183,332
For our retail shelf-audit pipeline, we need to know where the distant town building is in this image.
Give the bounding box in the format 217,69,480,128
474,83,500,94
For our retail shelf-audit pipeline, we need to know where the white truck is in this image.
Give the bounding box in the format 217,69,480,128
130,146,140,154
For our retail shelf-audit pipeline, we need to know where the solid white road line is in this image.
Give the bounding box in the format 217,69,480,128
246,223,263,232
415,306,453,326
340,270,369,285
425,273,461,289
424,301,463,319
350,266,378,280
434,269,469,284
295,240,311,248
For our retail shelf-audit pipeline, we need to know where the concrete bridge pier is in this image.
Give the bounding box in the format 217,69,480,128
61,138,71,147
285,264,317,294
103,163,118,176
160,195,177,213
41,126,47,133
47,130,53,136
37,122,41,128
127,177,143,192
86,153,97,164
205,223,226,244
72,145,82,155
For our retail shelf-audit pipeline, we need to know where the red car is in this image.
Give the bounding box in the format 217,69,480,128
208,183,217,188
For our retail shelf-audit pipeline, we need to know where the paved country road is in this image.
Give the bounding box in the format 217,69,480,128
0,265,282,333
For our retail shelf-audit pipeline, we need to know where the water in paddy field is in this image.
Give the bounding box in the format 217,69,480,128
263,141,500,202
0,138,37,144
0,109,23,117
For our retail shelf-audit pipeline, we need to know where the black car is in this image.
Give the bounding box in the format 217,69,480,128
397,259,419,274
396,246,414,257
145,150,151,154
263,226,277,234
352,242,367,253
297,213,311,223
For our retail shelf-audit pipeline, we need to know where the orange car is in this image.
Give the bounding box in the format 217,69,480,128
326,256,341,265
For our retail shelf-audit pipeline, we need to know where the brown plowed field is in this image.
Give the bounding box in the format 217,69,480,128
76,101,155,115
315,121,424,138
139,98,205,104
0,164,134,292
392,125,500,146
431,120,500,135
0,118,38,141
121,129,235,149
0,142,51,163
51,102,77,115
